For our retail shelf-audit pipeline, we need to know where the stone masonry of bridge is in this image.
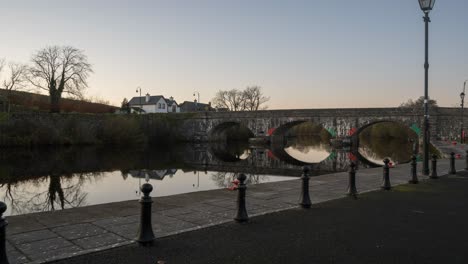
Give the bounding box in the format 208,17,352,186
178,107,465,143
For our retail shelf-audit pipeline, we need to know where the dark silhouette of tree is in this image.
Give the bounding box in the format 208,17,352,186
212,89,244,111
400,96,438,110
242,86,269,111
1,61,28,112
0,58,4,76
121,98,131,114
29,46,93,113
212,86,269,111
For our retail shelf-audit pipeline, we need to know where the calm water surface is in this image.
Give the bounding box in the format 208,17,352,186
0,136,414,216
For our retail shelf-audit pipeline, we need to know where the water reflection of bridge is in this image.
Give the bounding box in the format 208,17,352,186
181,143,380,177
0,144,381,183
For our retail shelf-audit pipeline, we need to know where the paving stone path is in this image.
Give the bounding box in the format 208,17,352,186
4,144,467,263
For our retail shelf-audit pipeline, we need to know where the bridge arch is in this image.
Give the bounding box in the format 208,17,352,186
208,121,254,141
353,119,420,138
269,120,333,138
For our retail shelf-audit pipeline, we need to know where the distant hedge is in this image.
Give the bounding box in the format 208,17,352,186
0,113,192,147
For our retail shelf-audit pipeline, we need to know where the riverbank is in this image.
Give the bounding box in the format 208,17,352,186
0,112,195,147
3,157,463,263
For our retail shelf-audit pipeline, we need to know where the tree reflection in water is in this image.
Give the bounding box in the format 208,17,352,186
211,172,266,188
1,172,104,215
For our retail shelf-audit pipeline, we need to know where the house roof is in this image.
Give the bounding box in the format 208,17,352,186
166,98,178,106
128,96,165,106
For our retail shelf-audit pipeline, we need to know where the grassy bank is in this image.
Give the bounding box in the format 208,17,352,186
0,113,194,147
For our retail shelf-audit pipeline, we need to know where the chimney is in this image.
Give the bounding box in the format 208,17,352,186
145,93,150,103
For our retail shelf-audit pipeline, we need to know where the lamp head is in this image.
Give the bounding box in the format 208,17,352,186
418,0,435,13
461,92,465,101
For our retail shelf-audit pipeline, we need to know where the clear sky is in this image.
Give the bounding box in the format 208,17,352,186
1,0,467,108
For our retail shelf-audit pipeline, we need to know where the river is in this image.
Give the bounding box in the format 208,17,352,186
0,136,415,216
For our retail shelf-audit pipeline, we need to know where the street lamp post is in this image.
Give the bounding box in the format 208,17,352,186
418,0,435,175
193,91,200,111
461,81,467,144
136,86,142,114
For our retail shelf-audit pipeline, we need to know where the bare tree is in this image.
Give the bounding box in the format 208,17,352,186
0,58,5,75
212,89,244,111
242,86,269,111
0,60,28,112
29,46,93,113
400,96,438,113
2,62,28,93
212,86,270,111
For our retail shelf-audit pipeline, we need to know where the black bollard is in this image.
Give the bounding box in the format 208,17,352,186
0,201,9,264
430,154,438,179
409,155,419,184
234,174,249,223
465,150,468,171
347,162,358,196
299,166,312,208
136,183,155,245
381,158,391,190
449,152,456,174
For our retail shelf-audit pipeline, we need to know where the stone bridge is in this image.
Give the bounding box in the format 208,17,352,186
179,107,463,143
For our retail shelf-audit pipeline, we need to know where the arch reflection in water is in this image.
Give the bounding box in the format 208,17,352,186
283,136,333,164
357,122,418,165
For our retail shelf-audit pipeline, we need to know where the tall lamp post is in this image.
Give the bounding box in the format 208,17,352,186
193,91,200,111
461,80,467,143
136,86,142,114
418,0,436,175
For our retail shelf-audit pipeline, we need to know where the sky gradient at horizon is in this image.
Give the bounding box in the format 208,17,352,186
1,0,467,108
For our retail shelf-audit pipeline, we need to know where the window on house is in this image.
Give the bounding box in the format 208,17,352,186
158,103,161,109
163,104,166,109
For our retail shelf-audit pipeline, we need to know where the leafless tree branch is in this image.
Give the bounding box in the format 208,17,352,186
29,46,93,112
212,86,269,111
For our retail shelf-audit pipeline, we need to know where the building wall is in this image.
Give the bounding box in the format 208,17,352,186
168,105,180,113
138,98,169,113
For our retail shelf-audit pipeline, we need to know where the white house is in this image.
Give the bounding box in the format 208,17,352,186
128,94,180,113
166,97,180,113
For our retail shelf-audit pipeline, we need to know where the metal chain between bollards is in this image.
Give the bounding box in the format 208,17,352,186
430,154,439,179
449,152,456,175
299,166,311,208
0,201,9,264
347,162,358,196
409,155,419,184
136,183,155,245
234,174,249,223
381,158,391,190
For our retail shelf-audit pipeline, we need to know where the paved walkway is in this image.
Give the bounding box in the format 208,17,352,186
51,171,468,264
4,147,467,263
